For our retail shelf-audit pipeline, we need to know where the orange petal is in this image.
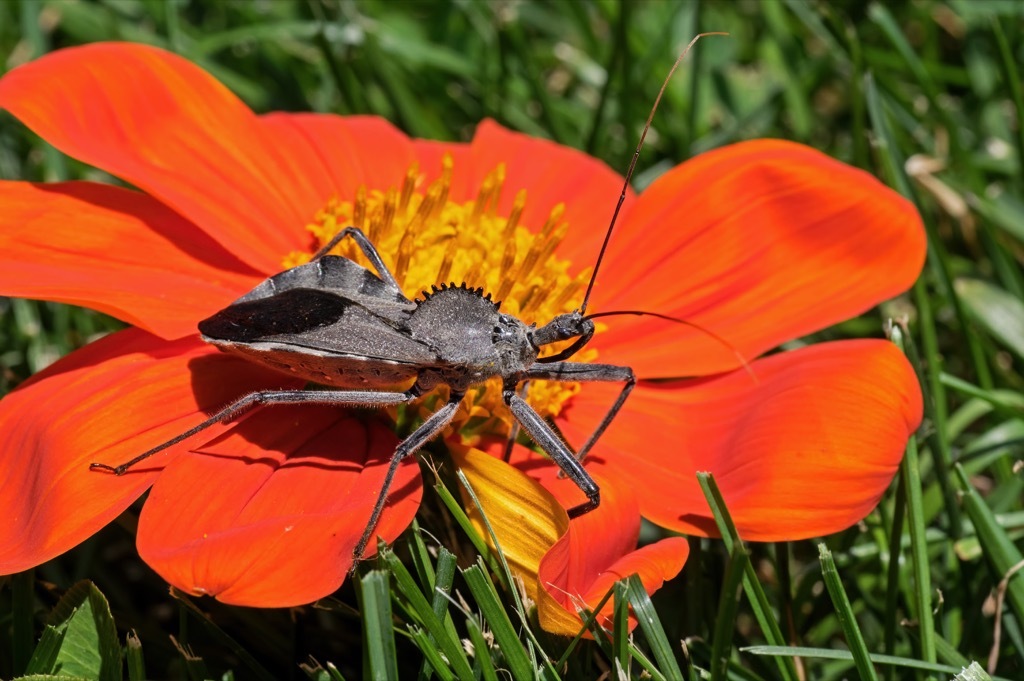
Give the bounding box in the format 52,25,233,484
0,329,299,573
137,409,421,607
588,140,926,377
526,466,689,633
466,120,633,267
556,339,922,540
0,43,321,271
455,445,686,636
260,114,418,203
0,181,261,340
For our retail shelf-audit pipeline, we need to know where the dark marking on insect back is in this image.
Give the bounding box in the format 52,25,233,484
199,288,351,342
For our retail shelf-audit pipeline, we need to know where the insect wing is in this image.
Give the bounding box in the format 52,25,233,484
200,287,438,366
236,255,413,313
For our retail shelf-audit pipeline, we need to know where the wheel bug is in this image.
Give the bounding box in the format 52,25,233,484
90,34,736,564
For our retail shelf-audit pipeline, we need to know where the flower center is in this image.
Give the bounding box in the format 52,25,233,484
283,155,596,442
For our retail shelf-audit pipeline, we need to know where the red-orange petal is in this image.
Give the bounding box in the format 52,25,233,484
137,408,421,607
555,339,922,540
465,120,633,267
0,43,321,271
0,329,299,573
588,140,926,377
259,114,418,203
0,181,262,340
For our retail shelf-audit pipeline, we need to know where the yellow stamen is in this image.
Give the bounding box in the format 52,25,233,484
285,156,598,441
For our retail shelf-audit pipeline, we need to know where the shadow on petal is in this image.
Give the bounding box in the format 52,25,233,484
139,409,422,607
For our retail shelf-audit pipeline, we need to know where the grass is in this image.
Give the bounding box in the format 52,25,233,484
1,0,1023,678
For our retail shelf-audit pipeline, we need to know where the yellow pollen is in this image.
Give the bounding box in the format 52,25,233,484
286,155,597,443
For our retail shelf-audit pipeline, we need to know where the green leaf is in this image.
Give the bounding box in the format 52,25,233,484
23,581,121,681
954,278,1024,360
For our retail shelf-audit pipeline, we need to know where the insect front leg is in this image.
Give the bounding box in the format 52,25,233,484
353,392,465,564
90,387,422,475
311,226,402,292
504,387,600,518
524,362,635,464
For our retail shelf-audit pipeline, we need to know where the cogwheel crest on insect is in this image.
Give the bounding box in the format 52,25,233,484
415,281,501,310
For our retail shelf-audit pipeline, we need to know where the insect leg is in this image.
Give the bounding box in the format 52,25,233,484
311,226,402,291
524,362,635,463
504,388,600,518
89,387,420,475
353,393,465,563
501,381,529,462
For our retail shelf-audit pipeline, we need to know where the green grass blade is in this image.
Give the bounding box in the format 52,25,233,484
817,545,879,681
380,549,475,679
889,324,937,668
991,17,1024,193
360,570,398,681
407,518,437,592
626,574,683,680
125,630,146,681
407,626,456,681
612,580,630,676
883,472,906,681
464,615,499,681
864,69,993,389
553,585,617,670
744,646,1013,680
710,543,747,680
433,477,492,567
697,472,798,681
955,464,1024,662
868,4,967,170
462,562,535,680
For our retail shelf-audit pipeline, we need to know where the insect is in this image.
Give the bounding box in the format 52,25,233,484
91,35,733,563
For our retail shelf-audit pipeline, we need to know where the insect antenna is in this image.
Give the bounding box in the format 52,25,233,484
579,32,728,316
584,309,756,381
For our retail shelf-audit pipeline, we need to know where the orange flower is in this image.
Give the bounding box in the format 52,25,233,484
0,43,924,629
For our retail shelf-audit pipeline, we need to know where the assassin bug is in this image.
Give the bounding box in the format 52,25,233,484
91,34,734,563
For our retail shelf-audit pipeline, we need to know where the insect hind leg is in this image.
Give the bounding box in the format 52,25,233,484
312,226,402,292
503,387,599,518
89,387,420,475
352,393,465,566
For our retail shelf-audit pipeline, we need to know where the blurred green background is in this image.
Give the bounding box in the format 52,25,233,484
1,1,1023,679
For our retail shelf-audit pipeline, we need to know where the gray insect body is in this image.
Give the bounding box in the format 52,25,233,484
94,227,634,562
200,255,542,393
